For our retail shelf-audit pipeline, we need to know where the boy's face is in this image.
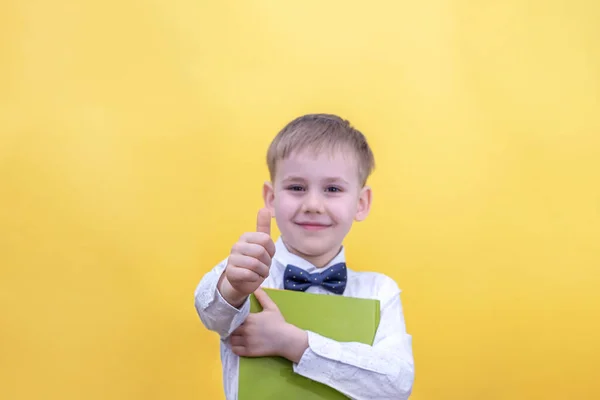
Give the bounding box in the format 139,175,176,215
263,147,372,267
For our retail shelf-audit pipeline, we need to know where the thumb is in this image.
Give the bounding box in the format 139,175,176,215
256,207,271,235
254,287,278,311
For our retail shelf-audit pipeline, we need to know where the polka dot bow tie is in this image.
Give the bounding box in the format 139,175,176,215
283,263,347,295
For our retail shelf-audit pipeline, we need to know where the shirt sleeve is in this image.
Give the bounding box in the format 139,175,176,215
194,258,250,339
292,277,415,400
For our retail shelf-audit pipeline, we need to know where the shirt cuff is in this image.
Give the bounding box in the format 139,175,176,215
302,331,342,359
216,287,250,334
201,269,250,336
292,331,337,382
293,330,388,375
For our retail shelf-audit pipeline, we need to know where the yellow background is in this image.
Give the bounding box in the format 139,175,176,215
1,1,599,399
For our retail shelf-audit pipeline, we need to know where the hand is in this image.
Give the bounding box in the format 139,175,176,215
219,208,276,307
230,288,309,363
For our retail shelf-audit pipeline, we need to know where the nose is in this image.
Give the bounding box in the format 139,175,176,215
301,189,325,214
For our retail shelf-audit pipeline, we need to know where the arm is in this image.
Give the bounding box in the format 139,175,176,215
193,258,250,338
292,278,414,400
194,207,276,338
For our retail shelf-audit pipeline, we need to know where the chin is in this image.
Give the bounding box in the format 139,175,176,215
290,238,338,257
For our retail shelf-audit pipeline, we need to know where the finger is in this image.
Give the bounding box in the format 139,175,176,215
240,233,276,258
228,267,263,284
253,287,278,311
231,345,248,357
231,324,245,335
263,237,276,258
230,333,244,347
227,260,262,283
256,207,271,235
229,254,270,279
236,242,272,269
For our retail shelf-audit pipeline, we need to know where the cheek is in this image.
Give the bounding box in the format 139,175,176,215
328,197,359,223
274,193,297,216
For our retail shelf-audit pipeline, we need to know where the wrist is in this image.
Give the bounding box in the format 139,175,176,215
280,323,309,363
218,274,247,308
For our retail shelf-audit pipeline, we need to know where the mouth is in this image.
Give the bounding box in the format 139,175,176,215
295,222,332,231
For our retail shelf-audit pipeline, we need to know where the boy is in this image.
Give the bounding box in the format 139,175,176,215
194,114,414,399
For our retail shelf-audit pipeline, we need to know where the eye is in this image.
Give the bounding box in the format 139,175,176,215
287,185,305,192
326,186,343,193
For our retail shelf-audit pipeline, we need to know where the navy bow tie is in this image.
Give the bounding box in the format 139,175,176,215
283,263,347,295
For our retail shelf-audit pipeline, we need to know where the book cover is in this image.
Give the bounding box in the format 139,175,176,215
238,288,380,400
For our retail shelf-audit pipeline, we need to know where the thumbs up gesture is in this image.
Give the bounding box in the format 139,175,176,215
219,208,276,307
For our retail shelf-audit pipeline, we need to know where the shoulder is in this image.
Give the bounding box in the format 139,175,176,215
347,269,402,301
350,269,400,288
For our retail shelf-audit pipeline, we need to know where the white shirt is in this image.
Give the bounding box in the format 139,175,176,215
194,237,415,400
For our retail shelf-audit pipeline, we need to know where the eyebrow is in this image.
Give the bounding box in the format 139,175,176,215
282,176,350,185
322,177,350,185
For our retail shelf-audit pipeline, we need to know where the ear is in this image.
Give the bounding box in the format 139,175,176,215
354,185,372,222
262,181,275,216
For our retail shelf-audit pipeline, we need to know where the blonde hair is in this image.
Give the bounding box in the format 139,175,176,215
266,113,375,186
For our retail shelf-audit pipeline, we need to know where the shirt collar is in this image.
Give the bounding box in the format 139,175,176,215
273,236,346,273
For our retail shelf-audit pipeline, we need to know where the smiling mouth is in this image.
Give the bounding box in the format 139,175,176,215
295,223,331,231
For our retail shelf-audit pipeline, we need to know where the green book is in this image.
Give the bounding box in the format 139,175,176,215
238,288,381,400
